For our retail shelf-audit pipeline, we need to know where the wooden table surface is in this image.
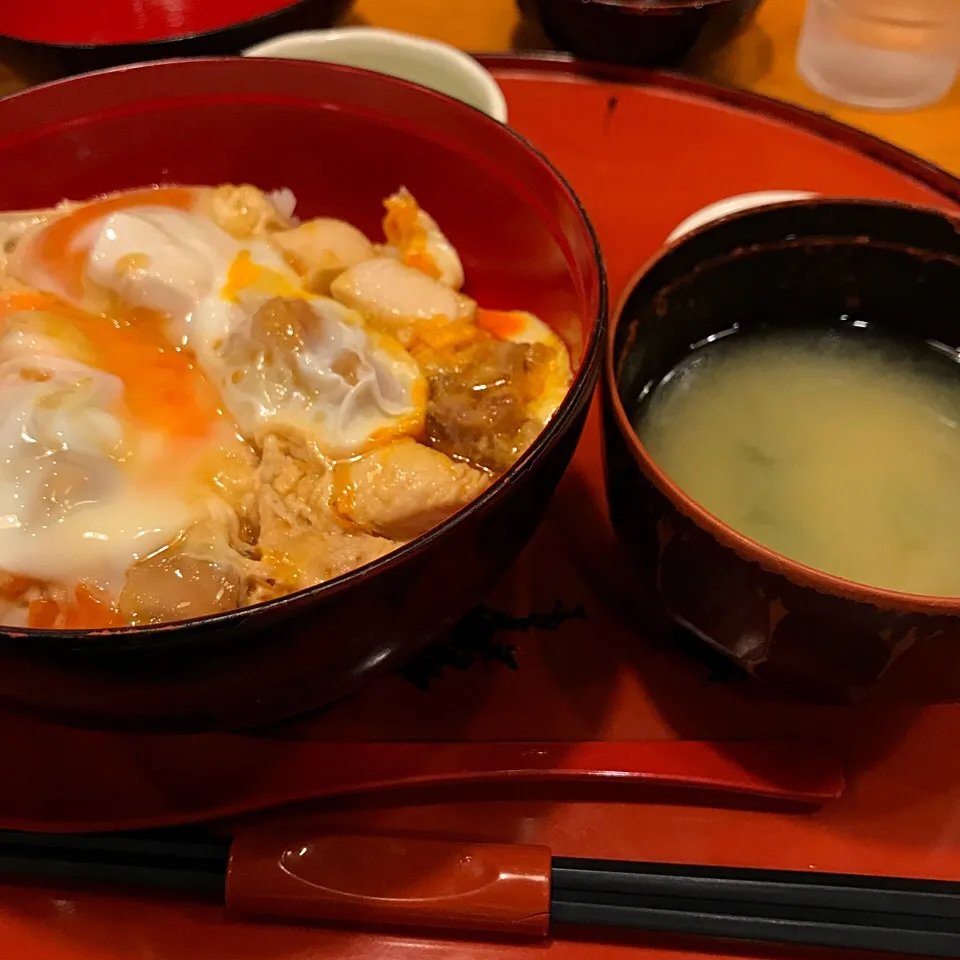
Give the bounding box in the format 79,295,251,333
361,0,960,173
1,0,958,171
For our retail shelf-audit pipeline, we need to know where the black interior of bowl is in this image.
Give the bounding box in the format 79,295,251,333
614,200,960,414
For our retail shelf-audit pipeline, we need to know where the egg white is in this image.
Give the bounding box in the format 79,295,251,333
61,205,426,458
0,318,206,595
221,295,426,457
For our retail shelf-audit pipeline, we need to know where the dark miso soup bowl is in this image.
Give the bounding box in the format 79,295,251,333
604,198,960,704
0,57,605,732
533,0,761,68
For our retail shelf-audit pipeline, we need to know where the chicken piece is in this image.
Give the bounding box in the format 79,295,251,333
256,431,399,588
330,258,475,342
118,507,255,625
382,188,464,290
219,297,315,438
257,431,334,531
199,184,294,239
119,552,242,624
260,526,398,590
425,338,552,474
202,444,260,546
272,218,376,294
332,438,490,540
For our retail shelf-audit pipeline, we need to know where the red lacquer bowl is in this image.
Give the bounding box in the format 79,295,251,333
604,198,960,704
0,58,605,731
0,0,352,76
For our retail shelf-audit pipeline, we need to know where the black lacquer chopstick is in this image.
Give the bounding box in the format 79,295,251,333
1,828,958,956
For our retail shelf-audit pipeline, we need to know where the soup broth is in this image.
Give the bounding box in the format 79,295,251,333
635,327,960,597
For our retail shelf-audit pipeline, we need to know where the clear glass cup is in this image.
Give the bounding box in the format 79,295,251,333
796,0,960,111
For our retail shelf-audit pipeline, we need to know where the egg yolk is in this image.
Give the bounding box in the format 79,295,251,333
382,192,443,281
34,187,196,300
28,583,125,630
0,291,223,440
222,249,312,303
475,308,527,340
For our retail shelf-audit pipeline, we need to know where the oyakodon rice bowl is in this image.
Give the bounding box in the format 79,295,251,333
0,58,604,730
0,184,573,629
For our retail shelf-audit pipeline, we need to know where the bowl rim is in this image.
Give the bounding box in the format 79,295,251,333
0,0,318,50
664,190,819,244
241,27,509,124
605,195,960,614
0,55,607,642
542,0,740,11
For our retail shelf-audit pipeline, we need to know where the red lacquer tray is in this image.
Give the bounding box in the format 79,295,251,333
3,55,960,960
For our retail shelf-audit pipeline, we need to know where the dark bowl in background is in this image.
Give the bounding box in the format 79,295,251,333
1,0,352,76
533,0,761,67
603,198,960,704
0,57,605,732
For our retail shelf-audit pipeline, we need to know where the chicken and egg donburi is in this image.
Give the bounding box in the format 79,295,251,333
0,185,573,629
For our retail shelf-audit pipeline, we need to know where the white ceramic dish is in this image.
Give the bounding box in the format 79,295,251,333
666,191,819,243
243,27,508,124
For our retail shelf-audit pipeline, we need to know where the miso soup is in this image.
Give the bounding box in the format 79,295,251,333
634,327,960,597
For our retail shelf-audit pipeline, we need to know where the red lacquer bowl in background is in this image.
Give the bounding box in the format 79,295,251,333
0,0,352,75
531,0,761,67
604,198,960,704
0,57,606,731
